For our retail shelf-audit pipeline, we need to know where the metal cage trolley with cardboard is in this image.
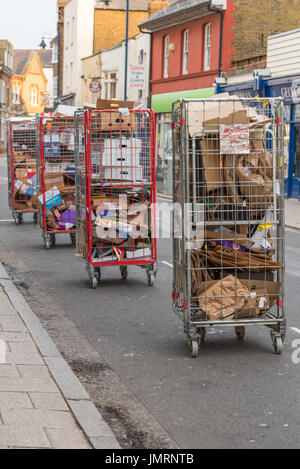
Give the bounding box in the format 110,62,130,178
36,115,76,249
172,97,285,357
75,108,157,288
7,118,37,225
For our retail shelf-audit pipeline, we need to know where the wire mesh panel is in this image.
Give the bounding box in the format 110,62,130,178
75,109,157,288
7,119,37,224
172,97,285,356
37,115,76,249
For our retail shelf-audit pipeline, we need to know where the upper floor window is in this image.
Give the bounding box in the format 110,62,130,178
0,80,5,105
12,84,20,104
163,35,169,78
204,23,211,71
30,85,38,106
103,72,117,100
52,43,58,64
182,29,189,75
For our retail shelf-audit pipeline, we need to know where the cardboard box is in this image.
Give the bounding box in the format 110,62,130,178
98,112,137,132
196,276,280,320
187,97,247,136
96,99,134,110
200,137,223,191
44,174,65,192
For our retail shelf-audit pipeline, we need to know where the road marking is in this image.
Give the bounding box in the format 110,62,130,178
0,219,14,222
286,227,300,234
290,327,300,334
161,261,173,268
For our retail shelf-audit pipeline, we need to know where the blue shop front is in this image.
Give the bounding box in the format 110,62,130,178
217,74,300,201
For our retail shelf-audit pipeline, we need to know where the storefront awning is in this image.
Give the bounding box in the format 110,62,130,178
151,87,215,113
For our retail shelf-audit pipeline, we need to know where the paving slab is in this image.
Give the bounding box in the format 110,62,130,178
0,263,119,449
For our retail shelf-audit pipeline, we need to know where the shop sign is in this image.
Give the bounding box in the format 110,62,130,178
89,80,102,93
129,65,145,89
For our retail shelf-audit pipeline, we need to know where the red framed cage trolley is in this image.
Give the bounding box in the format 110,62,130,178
75,108,158,288
37,115,76,249
7,118,37,225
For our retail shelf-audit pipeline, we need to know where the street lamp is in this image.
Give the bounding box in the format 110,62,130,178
39,37,47,49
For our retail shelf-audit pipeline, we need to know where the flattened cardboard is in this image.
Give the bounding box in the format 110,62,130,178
200,137,223,191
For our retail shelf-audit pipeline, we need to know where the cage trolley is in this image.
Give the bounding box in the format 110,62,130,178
7,118,37,225
37,115,76,249
74,108,157,288
172,97,285,357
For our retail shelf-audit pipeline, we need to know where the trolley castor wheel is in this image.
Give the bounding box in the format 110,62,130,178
70,232,76,246
33,213,38,224
198,327,206,344
271,332,284,355
188,338,199,358
120,266,128,280
50,234,56,247
235,326,246,340
14,213,23,225
89,268,101,289
147,271,155,286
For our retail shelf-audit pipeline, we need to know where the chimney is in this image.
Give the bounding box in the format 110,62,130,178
149,0,169,17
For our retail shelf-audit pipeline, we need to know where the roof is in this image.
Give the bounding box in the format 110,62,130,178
95,0,149,11
13,49,52,75
140,0,211,31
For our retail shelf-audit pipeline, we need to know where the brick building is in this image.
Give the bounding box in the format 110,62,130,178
141,0,300,195
60,0,153,106
12,51,48,117
0,40,13,152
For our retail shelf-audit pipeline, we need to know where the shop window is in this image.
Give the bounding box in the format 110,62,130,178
204,23,211,71
182,30,189,75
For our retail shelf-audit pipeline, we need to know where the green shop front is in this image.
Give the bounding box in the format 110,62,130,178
152,88,215,196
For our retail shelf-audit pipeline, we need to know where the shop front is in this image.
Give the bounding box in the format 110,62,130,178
152,87,215,196
217,74,300,201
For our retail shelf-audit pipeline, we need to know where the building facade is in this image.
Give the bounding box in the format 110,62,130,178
81,33,150,108
12,51,48,117
140,0,230,194
61,0,151,106
0,40,13,153
141,0,300,195
217,29,300,201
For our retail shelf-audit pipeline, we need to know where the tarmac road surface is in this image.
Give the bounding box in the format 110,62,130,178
0,155,300,449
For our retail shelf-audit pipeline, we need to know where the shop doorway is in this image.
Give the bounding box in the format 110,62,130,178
289,124,300,199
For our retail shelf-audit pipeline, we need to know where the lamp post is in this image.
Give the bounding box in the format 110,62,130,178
124,0,129,100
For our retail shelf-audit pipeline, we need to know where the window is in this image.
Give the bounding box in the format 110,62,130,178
103,72,117,99
65,65,68,90
70,62,73,89
182,30,189,75
30,86,38,106
0,80,5,105
204,23,211,71
53,77,59,99
12,84,20,104
163,35,169,78
71,17,75,45
66,22,69,48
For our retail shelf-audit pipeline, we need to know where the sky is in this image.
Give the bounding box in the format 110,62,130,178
0,0,57,49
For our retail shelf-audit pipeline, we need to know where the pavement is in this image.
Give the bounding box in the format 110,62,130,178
285,197,300,231
0,262,120,449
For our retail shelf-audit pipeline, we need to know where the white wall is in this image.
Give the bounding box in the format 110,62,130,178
63,0,94,105
100,33,150,105
267,29,300,78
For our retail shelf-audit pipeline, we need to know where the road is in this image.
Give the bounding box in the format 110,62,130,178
0,155,300,449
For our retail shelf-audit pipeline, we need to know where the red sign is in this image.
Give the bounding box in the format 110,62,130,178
89,80,102,93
